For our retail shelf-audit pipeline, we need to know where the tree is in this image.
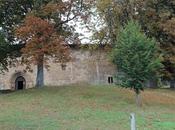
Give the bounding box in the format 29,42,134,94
95,0,175,88
15,16,71,87
136,0,175,88
0,0,90,42
0,0,34,42
111,21,162,106
0,32,9,73
92,0,141,45
0,31,22,73
12,0,91,87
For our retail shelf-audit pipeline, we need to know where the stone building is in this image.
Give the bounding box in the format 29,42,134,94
0,46,116,90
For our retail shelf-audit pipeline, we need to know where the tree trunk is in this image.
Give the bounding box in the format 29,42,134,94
136,93,142,107
36,60,44,87
170,79,175,88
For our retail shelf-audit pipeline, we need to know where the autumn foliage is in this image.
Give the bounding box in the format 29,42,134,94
13,0,90,87
15,15,70,69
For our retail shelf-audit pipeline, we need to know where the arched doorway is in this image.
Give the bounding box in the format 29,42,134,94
15,76,26,90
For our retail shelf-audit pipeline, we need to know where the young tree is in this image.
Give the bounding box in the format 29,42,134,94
111,21,162,106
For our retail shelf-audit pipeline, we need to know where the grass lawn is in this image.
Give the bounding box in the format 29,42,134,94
0,85,175,130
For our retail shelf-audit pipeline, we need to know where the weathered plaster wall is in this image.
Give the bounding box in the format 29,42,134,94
0,49,116,90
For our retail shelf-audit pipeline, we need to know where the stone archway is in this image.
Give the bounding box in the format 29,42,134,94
10,71,33,90
15,76,26,90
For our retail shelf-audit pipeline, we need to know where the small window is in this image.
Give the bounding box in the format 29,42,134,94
108,76,113,84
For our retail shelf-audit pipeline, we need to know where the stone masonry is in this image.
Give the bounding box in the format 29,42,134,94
0,47,116,90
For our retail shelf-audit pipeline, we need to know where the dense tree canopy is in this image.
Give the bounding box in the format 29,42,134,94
92,0,141,44
0,31,22,73
0,0,34,42
137,0,175,82
0,0,90,42
0,32,9,72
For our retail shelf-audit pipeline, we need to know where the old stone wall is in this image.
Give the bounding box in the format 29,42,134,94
0,49,116,90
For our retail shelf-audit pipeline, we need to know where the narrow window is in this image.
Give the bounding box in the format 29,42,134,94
108,77,111,84
108,76,114,84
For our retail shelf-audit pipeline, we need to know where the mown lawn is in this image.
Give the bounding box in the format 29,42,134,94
0,85,175,130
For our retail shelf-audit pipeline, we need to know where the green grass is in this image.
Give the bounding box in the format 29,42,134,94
0,85,175,130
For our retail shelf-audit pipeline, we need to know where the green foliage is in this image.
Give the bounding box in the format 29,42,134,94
0,0,34,42
111,21,162,94
93,0,141,45
0,32,9,72
0,0,90,43
0,31,23,73
136,0,175,80
95,0,175,82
